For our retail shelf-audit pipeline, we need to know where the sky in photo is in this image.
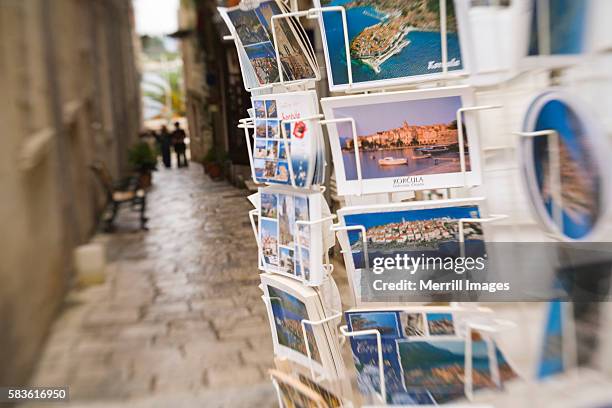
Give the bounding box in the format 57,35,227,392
333,96,462,140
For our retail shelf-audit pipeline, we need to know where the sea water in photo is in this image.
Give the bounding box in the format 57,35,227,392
333,96,469,181
268,286,321,362
343,205,484,270
321,0,463,86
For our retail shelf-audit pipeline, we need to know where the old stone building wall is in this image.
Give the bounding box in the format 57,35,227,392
0,0,141,385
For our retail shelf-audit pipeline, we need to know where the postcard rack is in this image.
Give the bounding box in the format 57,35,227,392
229,0,612,405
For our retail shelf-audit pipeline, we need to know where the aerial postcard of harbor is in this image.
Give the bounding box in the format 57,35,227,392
343,205,484,269
333,95,470,182
318,0,463,89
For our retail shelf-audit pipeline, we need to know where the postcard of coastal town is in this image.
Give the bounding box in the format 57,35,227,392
250,91,321,188
219,0,317,88
314,0,468,91
258,186,326,285
335,197,486,277
321,87,481,196
261,274,340,379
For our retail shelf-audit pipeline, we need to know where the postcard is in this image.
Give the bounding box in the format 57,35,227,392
261,274,340,379
537,300,565,379
528,0,590,57
336,198,486,276
250,91,323,188
345,306,516,403
520,90,610,241
218,0,318,88
313,0,470,91
321,86,481,195
298,374,342,408
258,185,326,286
269,370,328,408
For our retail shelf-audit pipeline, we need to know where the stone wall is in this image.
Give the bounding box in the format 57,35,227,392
0,0,141,386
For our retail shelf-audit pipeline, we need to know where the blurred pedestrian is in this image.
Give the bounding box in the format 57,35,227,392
159,125,172,168
172,122,188,168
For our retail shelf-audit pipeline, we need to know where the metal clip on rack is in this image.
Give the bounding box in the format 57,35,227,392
514,130,563,240
456,105,503,187
457,214,508,258
330,224,370,277
463,319,517,401
339,325,386,404
301,310,343,381
319,117,365,195
296,214,337,284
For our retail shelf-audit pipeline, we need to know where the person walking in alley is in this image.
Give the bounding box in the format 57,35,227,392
172,122,188,168
159,125,172,168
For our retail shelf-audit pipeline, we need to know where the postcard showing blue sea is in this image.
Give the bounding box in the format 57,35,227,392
317,0,463,89
398,339,517,403
332,95,467,182
342,205,484,269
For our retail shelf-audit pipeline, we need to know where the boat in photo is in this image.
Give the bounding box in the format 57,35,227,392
416,145,449,154
378,157,407,166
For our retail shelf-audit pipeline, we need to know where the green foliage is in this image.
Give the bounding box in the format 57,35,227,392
143,69,186,118
128,142,158,172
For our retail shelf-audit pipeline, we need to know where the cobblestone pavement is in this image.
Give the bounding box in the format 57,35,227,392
27,164,278,407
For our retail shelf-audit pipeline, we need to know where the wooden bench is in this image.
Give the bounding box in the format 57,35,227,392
90,162,147,231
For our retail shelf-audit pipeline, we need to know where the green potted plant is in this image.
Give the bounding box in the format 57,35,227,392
128,141,157,188
203,147,223,180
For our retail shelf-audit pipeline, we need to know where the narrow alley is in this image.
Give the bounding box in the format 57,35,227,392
28,165,278,407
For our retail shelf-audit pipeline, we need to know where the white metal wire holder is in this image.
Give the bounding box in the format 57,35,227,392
296,214,337,284
464,319,517,401
301,310,343,381
457,214,509,258
514,130,563,240
330,223,370,277
457,104,504,188
320,117,365,196
249,209,265,270
339,325,386,404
